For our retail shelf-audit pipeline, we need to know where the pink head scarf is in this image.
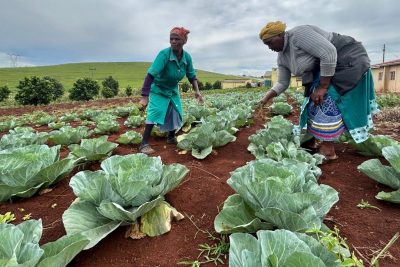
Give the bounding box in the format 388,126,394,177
170,27,190,44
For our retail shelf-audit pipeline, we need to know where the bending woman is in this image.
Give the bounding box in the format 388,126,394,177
259,21,378,160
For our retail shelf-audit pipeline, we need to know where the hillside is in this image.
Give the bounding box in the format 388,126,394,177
0,62,240,91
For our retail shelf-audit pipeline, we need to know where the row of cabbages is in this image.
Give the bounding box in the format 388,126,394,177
214,116,347,266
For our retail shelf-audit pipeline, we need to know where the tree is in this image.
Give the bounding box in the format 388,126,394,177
197,81,205,91
69,78,100,101
204,82,213,90
101,87,115,98
15,76,53,105
213,80,222,89
102,76,119,97
181,82,190,93
125,85,133,96
43,76,64,100
0,85,11,102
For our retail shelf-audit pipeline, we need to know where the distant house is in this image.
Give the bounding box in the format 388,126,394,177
371,59,400,93
221,79,252,89
270,68,302,89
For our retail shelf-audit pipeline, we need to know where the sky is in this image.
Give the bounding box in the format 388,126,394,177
1,0,399,76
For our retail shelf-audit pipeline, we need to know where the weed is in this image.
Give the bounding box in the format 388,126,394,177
307,226,364,266
357,199,381,211
178,213,229,266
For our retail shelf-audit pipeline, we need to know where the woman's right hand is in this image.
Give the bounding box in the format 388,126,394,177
259,90,277,106
139,96,149,108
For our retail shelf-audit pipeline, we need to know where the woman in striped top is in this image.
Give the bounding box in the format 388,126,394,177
259,21,378,161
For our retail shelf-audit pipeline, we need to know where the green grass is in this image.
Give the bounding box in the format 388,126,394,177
0,62,240,92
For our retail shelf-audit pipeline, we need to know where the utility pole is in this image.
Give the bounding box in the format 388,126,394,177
89,67,96,78
382,44,385,63
7,53,19,67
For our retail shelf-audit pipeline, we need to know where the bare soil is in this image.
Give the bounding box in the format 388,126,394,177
0,98,399,267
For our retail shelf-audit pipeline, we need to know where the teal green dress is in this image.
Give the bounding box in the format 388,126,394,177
146,47,196,126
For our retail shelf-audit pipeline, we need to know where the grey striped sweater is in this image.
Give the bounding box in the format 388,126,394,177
271,25,337,95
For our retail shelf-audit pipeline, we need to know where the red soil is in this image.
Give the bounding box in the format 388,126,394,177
0,98,399,267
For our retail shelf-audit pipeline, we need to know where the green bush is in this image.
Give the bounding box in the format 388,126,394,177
213,80,222,89
0,85,11,102
43,76,64,100
181,81,190,93
102,76,119,97
69,78,100,101
15,76,54,105
125,85,133,96
101,86,115,98
246,82,252,88
197,81,205,91
205,82,213,90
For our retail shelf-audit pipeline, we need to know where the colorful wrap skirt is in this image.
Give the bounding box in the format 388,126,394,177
297,69,379,143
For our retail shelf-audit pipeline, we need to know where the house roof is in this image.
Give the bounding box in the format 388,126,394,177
371,58,400,68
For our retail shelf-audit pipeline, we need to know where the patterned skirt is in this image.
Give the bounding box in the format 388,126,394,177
307,95,346,141
297,69,379,143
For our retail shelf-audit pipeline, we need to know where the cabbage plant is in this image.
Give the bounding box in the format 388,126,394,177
349,134,399,157
214,159,338,234
62,153,189,249
116,131,142,144
358,145,400,203
0,128,48,151
177,123,236,159
270,102,293,116
0,145,76,202
48,126,92,145
68,136,118,162
0,219,89,267
229,229,339,267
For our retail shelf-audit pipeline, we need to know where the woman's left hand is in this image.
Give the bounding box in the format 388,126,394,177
195,92,204,104
310,87,328,105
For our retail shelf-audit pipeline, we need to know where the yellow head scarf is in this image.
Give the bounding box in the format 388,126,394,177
259,21,286,40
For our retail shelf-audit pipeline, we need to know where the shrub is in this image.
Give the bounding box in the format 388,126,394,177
102,76,119,97
181,82,190,93
101,86,115,98
197,81,205,91
15,76,53,105
69,78,100,101
125,85,133,96
246,82,252,88
0,85,11,102
43,76,64,100
213,80,222,89
205,82,213,90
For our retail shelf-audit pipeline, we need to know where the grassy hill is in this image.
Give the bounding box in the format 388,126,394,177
0,62,240,91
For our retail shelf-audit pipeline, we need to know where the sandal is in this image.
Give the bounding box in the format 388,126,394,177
139,144,155,154
166,137,178,145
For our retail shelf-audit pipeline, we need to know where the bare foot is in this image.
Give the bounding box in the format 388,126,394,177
318,142,338,160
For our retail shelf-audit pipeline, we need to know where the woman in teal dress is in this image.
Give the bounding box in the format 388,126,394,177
259,21,378,161
139,27,204,154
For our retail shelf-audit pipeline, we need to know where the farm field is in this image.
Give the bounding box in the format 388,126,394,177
0,95,400,267
0,62,240,92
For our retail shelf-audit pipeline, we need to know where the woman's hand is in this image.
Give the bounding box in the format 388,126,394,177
310,87,328,105
259,90,277,106
139,96,149,108
195,92,204,104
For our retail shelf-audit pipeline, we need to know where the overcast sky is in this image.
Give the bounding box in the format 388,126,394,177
1,0,399,76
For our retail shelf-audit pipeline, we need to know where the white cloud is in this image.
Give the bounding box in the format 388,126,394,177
0,0,399,76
